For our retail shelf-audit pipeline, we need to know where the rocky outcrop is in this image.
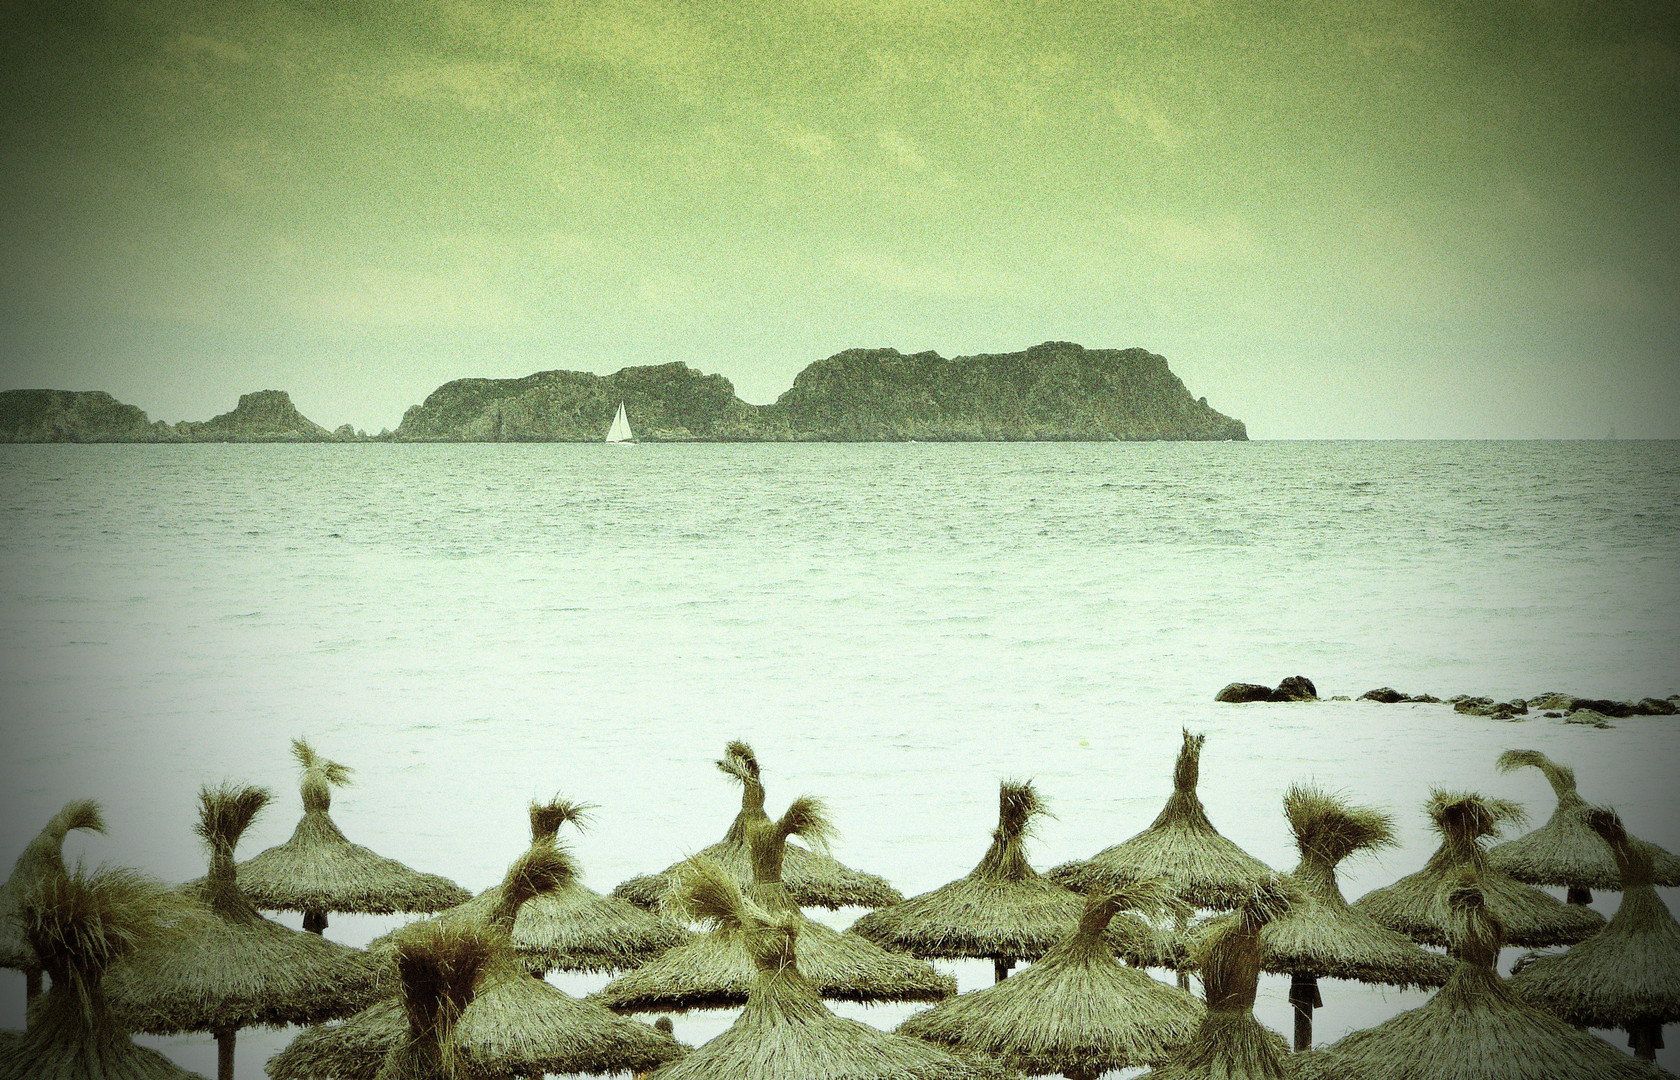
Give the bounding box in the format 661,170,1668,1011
174,390,334,442
392,342,1247,442
0,389,175,442
763,342,1247,441
1215,675,1319,703
393,363,768,442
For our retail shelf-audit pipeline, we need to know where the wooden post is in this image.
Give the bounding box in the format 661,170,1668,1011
1565,886,1592,905
216,1028,237,1080
1631,1023,1662,1060
303,908,328,934
993,957,1014,982
1289,972,1322,1051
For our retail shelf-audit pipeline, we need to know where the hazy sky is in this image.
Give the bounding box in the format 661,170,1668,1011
1,0,1675,437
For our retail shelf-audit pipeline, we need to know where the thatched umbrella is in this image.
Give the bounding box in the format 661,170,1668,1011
896,882,1204,1079
1351,789,1605,949
0,799,104,1009
1259,785,1454,1051
268,842,683,1080
853,780,1157,982
595,795,954,1013
0,865,205,1080
1295,872,1668,1080
1134,882,1302,1080
105,784,383,1080
613,741,904,911
366,797,692,977
1509,808,1680,1061
1489,749,1680,904
642,856,1014,1080
1048,730,1275,909
235,740,470,934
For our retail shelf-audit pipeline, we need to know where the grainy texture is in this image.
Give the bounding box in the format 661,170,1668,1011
613,741,903,911
1351,790,1605,948
1047,730,1276,910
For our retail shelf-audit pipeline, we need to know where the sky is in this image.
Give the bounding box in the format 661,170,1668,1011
0,0,1676,438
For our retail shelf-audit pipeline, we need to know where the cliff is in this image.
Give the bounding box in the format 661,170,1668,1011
762,341,1247,441
173,390,335,442
392,362,770,441
0,390,175,442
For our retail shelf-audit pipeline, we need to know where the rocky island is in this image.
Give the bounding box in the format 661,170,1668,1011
1,342,1248,442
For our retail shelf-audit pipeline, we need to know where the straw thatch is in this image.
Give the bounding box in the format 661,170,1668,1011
1509,808,1680,1058
854,780,1156,975
268,843,683,1080
595,796,953,1012
105,785,383,1047
1350,789,1605,949
1489,749,1680,897
1135,882,1303,1080
1047,730,1275,910
1248,786,1456,1052
0,866,205,1080
613,741,904,911
370,919,490,1080
896,882,1204,1078
642,857,1014,1080
1295,872,1669,1080
367,797,692,977
0,800,105,988
235,740,471,930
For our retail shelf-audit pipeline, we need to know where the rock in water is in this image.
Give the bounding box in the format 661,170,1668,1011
1216,683,1276,703
1271,676,1319,702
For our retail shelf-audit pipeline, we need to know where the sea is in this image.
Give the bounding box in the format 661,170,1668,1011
1,439,1677,1077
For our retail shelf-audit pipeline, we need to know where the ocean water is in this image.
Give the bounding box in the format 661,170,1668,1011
1,439,1677,1077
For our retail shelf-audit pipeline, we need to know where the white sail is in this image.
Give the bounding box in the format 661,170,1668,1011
605,401,634,444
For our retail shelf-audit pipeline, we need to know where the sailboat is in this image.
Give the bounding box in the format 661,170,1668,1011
605,401,635,444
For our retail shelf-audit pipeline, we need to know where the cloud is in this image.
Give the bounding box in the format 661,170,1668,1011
1113,94,1183,149
1116,213,1263,265
876,129,927,171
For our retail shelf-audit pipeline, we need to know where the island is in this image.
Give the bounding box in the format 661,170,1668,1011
0,342,1248,443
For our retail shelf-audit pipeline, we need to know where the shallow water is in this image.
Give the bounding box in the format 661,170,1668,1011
1,440,1677,1076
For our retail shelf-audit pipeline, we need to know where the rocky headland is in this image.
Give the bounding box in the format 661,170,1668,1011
0,342,1248,443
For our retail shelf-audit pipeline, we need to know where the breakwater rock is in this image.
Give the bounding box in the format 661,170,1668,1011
0,389,175,442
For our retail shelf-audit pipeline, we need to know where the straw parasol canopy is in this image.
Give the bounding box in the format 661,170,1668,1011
896,882,1204,1079
1509,808,1680,1061
642,856,1015,1080
1134,881,1303,1080
268,842,684,1080
613,741,904,911
366,797,692,977
105,784,384,1080
595,795,954,1013
1351,789,1605,949
1295,871,1669,1080
1047,730,1275,911
1489,749,1680,903
0,799,105,1008
235,740,471,934
0,865,205,1080
1257,785,1454,1051
853,780,1155,982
